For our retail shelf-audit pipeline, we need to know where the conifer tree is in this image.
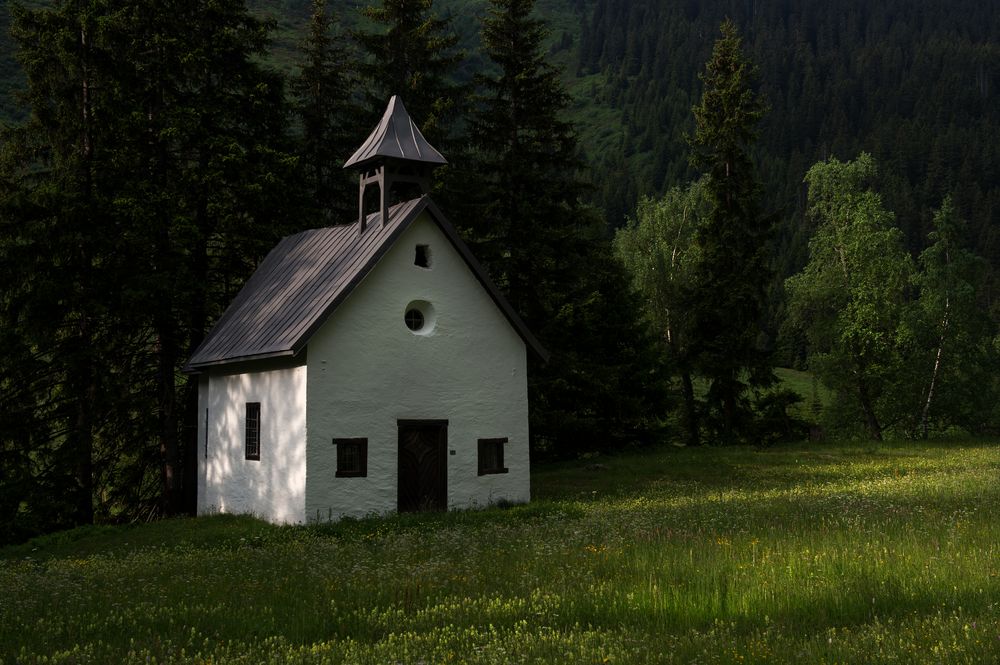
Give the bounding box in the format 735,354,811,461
470,0,667,454
291,0,358,224
121,0,301,515
0,0,301,530
687,18,774,442
354,0,465,147
1,0,133,527
468,0,581,320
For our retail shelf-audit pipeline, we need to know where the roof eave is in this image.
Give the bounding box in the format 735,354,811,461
182,349,298,374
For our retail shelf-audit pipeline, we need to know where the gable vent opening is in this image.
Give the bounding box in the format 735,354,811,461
415,244,431,268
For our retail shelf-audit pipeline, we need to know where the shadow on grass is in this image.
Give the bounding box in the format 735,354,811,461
0,513,289,561
6,439,997,562
1,500,586,562
304,498,585,541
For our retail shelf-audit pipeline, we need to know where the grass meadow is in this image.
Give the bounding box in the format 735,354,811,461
3,440,1000,663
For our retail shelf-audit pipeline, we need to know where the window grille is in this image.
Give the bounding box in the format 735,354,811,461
245,402,261,461
334,438,368,477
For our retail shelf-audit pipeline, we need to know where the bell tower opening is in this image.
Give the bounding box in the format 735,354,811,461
343,96,447,233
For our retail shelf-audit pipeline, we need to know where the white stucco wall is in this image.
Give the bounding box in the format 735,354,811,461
198,364,308,523
305,212,530,521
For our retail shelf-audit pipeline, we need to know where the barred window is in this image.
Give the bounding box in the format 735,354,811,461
478,438,508,476
334,438,367,477
245,402,261,461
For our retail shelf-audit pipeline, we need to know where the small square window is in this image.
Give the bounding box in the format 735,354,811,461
245,402,261,461
334,438,368,477
414,244,431,268
478,437,508,476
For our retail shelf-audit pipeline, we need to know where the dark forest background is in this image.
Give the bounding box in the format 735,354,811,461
4,0,997,272
2,0,998,288
1,0,998,543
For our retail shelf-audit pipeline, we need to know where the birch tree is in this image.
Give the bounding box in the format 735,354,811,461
614,181,707,446
786,154,913,440
912,196,994,436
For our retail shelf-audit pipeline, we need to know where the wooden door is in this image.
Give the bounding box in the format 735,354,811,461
397,420,447,512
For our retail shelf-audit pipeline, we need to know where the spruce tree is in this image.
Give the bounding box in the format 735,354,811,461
354,0,465,147
120,0,302,515
470,0,667,454
2,0,134,527
687,18,774,442
290,0,358,224
468,0,581,321
1,0,302,527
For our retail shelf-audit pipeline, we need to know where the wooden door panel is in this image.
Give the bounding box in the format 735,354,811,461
397,421,447,512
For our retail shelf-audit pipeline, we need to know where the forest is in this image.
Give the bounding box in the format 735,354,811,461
0,0,998,544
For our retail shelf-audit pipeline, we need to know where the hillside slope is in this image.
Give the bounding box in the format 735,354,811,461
2,0,997,277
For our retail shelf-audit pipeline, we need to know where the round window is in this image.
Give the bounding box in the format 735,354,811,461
403,300,436,335
404,308,424,331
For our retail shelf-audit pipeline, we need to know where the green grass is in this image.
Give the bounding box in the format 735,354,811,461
686,367,831,426
4,441,1000,663
774,366,832,422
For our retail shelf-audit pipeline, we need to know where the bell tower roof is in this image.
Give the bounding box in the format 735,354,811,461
343,95,447,170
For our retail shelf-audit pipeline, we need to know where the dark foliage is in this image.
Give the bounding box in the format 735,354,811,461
353,0,467,149
0,0,304,543
466,0,669,458
290,0,360,224
686,19,775,443
578,0,1000,297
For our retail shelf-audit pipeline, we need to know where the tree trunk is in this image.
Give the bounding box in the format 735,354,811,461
856,375,882,441
72,19,95,525
920,299,950,439
157,322,181,516
176,148,216,516
680,368,700,447
181,230,210,517
70,344,96,525
720,377,737,441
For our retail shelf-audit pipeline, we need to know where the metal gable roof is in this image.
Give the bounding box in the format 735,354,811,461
184,196,547,371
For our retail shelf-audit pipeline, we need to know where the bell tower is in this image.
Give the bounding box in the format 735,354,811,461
343,96,447,233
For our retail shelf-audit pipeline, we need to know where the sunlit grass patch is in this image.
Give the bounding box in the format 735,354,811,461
3,440,1000,663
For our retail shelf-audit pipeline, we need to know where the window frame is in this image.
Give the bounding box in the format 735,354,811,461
245,402,261,461
477,437,509,476
334,437,368,478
